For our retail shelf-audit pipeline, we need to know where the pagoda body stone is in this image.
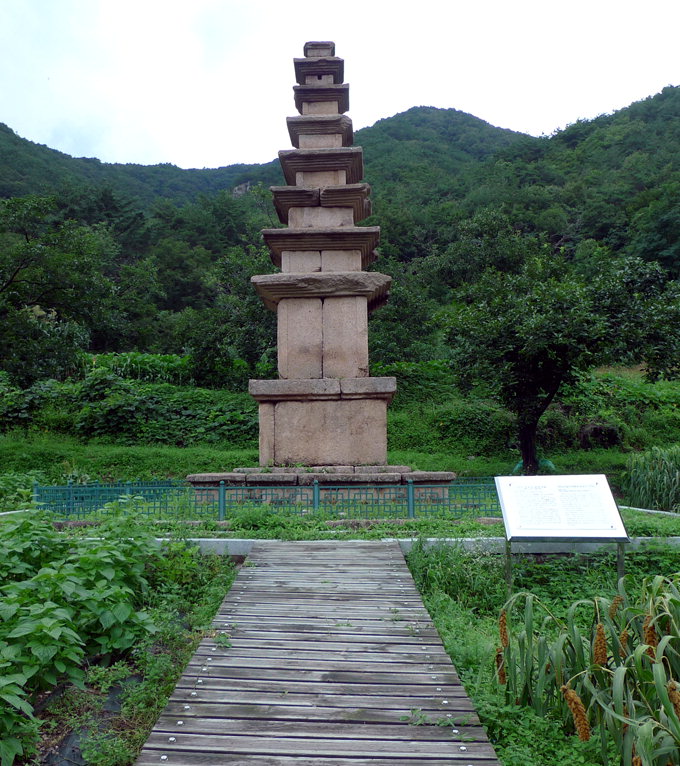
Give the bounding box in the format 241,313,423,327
250,41,395,466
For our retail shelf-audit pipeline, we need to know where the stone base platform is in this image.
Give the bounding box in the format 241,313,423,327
187,466,456,487
249,378,397,466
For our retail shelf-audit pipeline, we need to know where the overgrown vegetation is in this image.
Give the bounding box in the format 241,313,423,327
0,511,236,766
407,541,680,765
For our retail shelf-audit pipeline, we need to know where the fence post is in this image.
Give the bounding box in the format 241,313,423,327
218,481,226,522
67,480,74,517
407,479,415,519
313,480,320,512
32,481,39,508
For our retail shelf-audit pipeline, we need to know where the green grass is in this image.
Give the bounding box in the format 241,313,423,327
2,433,632,488
0,433,257,483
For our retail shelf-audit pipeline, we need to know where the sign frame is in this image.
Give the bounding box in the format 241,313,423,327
494,474,629,543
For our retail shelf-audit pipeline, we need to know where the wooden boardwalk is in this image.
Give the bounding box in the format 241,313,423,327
136,540,500,765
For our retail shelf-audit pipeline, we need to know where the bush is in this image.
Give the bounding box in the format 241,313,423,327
389,398,516,455
79,352,194,385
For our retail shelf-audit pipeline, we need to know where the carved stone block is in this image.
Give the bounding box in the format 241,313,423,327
277,298,322,378
322,296,368,378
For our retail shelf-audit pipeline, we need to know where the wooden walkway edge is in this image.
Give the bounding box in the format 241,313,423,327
135,540,501,765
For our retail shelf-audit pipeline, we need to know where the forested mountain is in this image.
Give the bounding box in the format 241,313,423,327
2,86,680,406
0,122,282,204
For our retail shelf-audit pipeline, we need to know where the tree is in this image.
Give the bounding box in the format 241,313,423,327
0,195,119,383
442,253,680,474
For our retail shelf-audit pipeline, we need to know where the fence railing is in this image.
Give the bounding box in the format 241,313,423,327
33,478,501,520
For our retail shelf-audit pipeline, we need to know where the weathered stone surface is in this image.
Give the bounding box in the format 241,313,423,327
304,41,335,57
294,56,344,85
262,227,379,268
295,84,349,114
320,184,371,221
279,148,363,186
249,378,341,400
185,473,245,484
271,185,370,224
286,115,353,148
258,402,275,465
299,134,343,149
321,249,362,272
252,271,390,308
297,472,401,485
354,465,413,474
244,473,298,485
339,377,397,398
407,471,458,483
277,298,322,378
271,399,388,465
280,250,321,273
297,170,347,187
288,206,354,228
322,296,368,378
302,101,339,116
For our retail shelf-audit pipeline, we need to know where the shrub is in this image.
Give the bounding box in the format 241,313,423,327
389,398,515,455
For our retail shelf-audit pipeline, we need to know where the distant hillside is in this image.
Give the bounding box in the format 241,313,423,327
3,87,680,271
0,106,526,206
0,122,282,204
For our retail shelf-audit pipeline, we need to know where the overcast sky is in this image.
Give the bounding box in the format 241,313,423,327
1,0,678,169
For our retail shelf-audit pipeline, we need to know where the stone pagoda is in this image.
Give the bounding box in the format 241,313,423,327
248,41,396,467
187,43,455,493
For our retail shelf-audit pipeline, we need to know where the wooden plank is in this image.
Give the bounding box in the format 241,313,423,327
161,701,486,729
137,756,500,766
171,682,476,705
135,540,499,765
151,716,486,742
142,731,496,758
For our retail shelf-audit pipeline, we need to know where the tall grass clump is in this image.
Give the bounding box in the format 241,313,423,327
498,574,680,765
624,446,680,511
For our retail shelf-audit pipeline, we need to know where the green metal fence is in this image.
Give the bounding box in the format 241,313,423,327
33,478,501,520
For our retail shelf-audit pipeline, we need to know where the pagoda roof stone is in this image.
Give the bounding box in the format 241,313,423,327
294,56,344,85
287,115,353,148
294,83,349,114
261,226,380,268
252,271,391,313
249,376,396,402
271,184,371,224
279,147,363,186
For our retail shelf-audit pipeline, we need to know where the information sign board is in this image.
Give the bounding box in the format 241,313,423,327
494,474,629,542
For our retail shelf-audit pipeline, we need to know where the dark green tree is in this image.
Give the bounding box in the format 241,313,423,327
0,195,118,383
443,253,680,473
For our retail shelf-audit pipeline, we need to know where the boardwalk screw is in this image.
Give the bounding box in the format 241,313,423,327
197,679,203,684
442,700,449,704
190,692,197,697
177,721,183,725
436,687,442,691
160,757,168,762
168,737,176,743
452,729,459,734
460,746,467,751
202,667,208,671
184,706,190,710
